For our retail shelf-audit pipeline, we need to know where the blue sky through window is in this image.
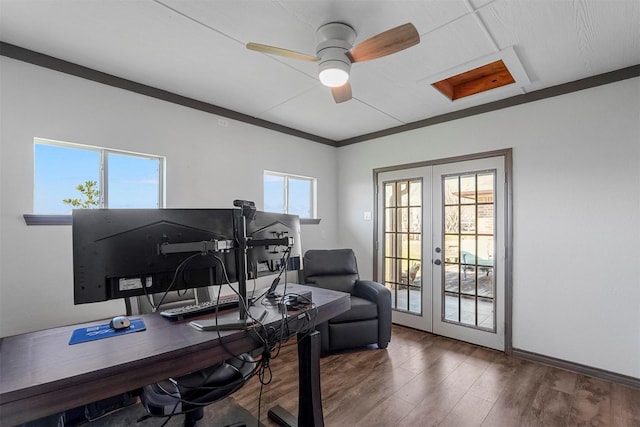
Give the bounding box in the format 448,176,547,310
107,153,160,208
35,144,100,214
288,178,312,218
34,142,161,214
264,174,285,213
264,172,314,218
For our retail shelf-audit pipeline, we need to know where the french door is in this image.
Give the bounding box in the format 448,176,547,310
376,155,507,350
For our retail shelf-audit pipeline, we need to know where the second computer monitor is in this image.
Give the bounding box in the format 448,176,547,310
245,210,302,280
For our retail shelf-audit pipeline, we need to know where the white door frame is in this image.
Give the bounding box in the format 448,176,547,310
373,149,513,353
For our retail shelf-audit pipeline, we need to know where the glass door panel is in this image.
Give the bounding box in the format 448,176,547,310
377,167,432,332
441,172,496,331
433,157,505,350
383,180,423,315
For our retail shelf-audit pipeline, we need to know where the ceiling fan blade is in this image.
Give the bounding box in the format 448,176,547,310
331,83,352,103
246,42,318,62
347,23,420,63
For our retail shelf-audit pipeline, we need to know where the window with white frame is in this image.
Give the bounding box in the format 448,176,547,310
34,138,164,214
264,171,316,219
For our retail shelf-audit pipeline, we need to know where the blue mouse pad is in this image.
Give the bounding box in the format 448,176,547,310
69,318,146,345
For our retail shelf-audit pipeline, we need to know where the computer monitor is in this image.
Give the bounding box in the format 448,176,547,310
72,208,240,305
245,210,302,281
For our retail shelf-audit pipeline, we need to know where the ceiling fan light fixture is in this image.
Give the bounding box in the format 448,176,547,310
319,63,350,87
318,49,351,87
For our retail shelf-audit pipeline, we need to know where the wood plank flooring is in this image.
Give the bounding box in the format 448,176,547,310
48,324,638,426
233,324,640,427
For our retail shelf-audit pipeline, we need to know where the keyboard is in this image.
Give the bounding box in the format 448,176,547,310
160,294,241,319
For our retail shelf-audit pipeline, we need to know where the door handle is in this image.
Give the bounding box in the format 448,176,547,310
433,259,442,265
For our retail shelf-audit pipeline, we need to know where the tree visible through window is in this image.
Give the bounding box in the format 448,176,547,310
62,180,101,209
34,139,164,214
264,171,316,219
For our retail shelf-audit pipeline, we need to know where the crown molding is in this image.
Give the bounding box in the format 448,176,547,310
2,42,638,148
338,64,640,146
0,41,337,147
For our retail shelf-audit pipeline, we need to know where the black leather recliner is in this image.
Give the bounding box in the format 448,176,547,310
302,249,392,354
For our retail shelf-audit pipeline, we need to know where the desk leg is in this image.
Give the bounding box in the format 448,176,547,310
268,330,324,427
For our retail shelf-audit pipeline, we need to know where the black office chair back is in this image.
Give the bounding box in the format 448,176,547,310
141,353,255,426
303,249,360,294
127,288,255,427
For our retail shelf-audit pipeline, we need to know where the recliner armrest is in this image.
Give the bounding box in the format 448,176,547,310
353,280,390,304
354,280,392,348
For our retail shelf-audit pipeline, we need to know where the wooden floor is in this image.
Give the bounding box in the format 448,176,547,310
233,324,640,427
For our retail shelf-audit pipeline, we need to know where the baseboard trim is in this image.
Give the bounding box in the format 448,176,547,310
512,347,640,390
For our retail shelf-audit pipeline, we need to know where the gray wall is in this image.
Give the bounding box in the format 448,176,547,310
336,77,640,379
1,55,638,381
0,57,338,336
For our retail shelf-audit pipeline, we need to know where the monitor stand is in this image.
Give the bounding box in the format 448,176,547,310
189,306,267,331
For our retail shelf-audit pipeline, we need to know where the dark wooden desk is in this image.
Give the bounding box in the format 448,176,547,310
0,284,349,426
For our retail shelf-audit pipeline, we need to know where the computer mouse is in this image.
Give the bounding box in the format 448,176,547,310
109,316,131,330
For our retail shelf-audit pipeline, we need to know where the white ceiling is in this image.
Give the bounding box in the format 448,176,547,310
1,0,639,143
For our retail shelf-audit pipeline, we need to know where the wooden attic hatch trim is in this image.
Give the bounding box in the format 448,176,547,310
432,59,516,101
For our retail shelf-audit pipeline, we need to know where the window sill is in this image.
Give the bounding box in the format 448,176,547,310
24,214,72,225
300,218,321,225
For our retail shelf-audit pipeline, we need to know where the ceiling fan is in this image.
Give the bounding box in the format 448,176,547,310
246,22,420,103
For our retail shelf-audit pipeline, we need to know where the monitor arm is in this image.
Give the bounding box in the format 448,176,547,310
247,236,294,248
158,239,235,256
158,236,292,256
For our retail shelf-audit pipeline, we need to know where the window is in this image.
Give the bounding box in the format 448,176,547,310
33,139,164,215
264,171,316,219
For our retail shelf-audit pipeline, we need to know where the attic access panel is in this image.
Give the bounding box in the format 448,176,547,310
432,59,515,101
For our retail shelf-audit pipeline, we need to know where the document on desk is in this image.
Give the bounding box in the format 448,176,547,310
68,318,146,345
